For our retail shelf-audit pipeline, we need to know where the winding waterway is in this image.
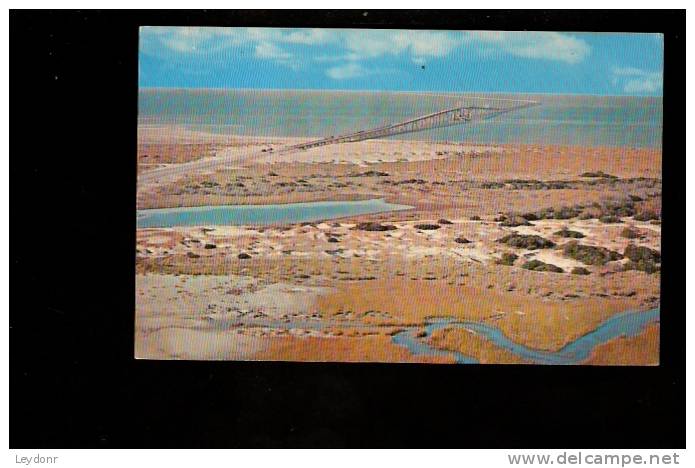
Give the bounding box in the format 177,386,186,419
392,308,660,364
202,308,659,365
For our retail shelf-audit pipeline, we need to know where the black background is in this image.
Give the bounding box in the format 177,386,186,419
10,10,685,448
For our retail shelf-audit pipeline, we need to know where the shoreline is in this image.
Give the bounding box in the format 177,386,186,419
137,125,662,151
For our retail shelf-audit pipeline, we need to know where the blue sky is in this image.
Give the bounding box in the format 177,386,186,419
139,27,663,96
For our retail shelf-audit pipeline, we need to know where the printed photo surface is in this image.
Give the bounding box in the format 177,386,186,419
136,27,662,364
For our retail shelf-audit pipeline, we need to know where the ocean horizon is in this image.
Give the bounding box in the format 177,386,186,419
138,88,663,148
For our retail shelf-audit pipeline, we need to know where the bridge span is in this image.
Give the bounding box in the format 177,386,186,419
138,98,538,186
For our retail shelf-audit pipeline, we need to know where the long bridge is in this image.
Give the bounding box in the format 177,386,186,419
138,98,539,186
276,98,539,153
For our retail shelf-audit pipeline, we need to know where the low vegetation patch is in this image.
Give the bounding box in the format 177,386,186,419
520,205,582,221
390,178,426,185
599,215,623,224
521,260,564,273
497,233,556,250
562,241,623,265
579,198,636,221
571,267,591,275
622,242,661,274
414,224,441,230
496,252,518,266
634,209,660,221
354,222,397,231
580,171,618,179
552,206,583,220
554,227,585,239
620,227,640,239
500,215,532,227
622,260,660,274
503,179,572,190
624,244,661,263
348,170,389,177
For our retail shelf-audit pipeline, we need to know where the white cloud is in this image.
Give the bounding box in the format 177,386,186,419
284,28,336,45
407,31,461,58
612,66,651,77
467,31,590,64
326,62,367,80
140,26,246,56
611,66,663,94
140,26,594,78
341,29,460,61
157,27,214,53
341,30,400,59
254,42,292,61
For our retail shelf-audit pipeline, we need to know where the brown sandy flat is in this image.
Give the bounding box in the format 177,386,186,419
584,323,660,366
135,129,661,364
253,334,453,364
428,327,530,364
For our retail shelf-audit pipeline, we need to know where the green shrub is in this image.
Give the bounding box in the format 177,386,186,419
414,223,441,230
500,215,532,227
554,227,585,238
522,260,564,273
622,260,660,274
554,206,582,220
497,233,556,250
571,267,591,275
355,222,397,231
521,212,539,221
562,241,623,265
602,200,635,217
620,228,640,239
599,215,623,224
580,171,618,179
536,208,556,219
496,252,518,266
523,206,581,221
634,210,660,221
623,244,661,263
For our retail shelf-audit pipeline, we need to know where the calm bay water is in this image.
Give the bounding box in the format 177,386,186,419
139,88,663,148
136,199,413,228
